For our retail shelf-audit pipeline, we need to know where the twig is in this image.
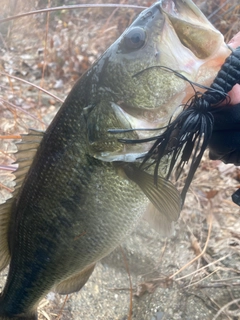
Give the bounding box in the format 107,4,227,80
0,135,21,140
0,165,17,171
56,294,69,320
0,182,14,193
205,293,232,320
0,98,46,125
175,255,229,281
120,246,133,320
169,212,213,280
212,298,240,320
0,72,64,103
196,282,240,289
0,4,146,24
184,268,220,288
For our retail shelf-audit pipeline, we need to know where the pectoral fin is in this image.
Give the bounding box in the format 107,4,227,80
123,164,182,222
0,129,44,271
54,263,96,295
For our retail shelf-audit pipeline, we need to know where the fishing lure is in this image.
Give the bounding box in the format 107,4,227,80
119,46,240,205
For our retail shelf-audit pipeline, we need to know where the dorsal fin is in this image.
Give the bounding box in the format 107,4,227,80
0,129,44,271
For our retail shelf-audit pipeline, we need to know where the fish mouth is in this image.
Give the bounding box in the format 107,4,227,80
121,0,231,136
158,0,225,59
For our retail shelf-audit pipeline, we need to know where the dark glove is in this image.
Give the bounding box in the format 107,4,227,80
208,103,240,165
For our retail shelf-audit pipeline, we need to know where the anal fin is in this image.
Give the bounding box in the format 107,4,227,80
54,263,96,295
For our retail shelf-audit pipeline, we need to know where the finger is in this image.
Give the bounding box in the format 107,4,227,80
209,130,240,165
228,31,240,49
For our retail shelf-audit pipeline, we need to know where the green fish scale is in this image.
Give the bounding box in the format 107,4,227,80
2,80,149,314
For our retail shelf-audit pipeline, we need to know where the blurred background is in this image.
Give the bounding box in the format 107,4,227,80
0,1,239,319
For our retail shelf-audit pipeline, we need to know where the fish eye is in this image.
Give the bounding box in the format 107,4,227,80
124,27,146,50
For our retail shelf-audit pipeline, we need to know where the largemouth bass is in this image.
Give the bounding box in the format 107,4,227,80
0,0,231,319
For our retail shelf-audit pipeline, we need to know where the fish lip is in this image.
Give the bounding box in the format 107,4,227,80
157,0,204,19
156,0,228,60
156,0,214,29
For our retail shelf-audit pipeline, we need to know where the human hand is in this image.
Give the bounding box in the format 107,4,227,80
226,32,240,104
208,31,240,165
